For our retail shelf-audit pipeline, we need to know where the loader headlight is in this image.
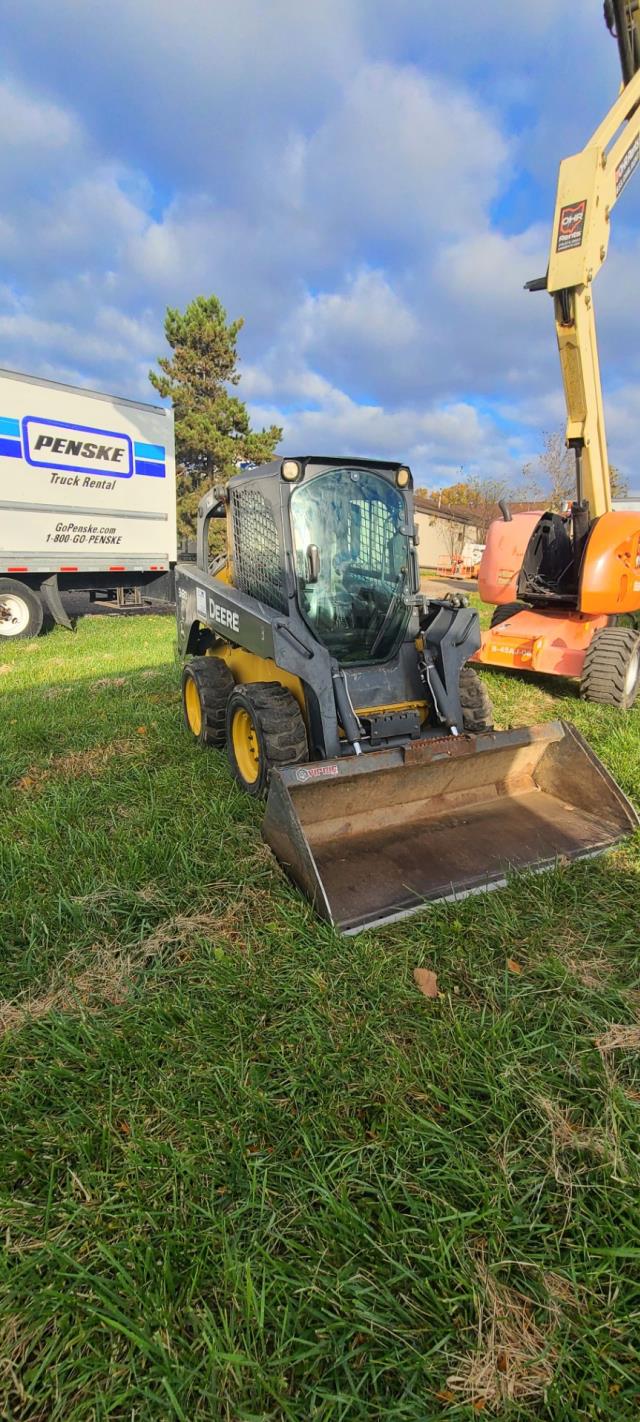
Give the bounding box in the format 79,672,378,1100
396,466,411,488
281,459,301,481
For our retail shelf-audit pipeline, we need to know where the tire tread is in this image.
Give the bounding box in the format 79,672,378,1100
490,601,527,630
183,656,234,745
580,627,640,708
226,681,308,795
459,665,494,732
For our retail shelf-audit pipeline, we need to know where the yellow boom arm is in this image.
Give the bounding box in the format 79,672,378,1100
539,5,640,516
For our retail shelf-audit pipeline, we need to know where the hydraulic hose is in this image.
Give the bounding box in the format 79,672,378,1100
331,668,363,754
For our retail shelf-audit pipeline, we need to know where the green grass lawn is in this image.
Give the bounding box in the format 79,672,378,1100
1,610,639,1420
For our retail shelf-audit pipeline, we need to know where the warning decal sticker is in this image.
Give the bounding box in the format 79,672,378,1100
556,199,587,252
616,134,640,197
295,764,340,783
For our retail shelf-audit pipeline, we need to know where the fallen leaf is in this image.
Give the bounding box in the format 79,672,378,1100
413,967,439,999
136,725,148,735
507,958,523,974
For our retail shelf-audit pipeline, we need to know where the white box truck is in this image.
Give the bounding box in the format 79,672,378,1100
0,367,177,638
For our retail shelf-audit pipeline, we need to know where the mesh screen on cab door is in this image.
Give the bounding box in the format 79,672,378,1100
230,487,287,613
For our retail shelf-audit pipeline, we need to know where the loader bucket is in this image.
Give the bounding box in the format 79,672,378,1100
262,720,637,933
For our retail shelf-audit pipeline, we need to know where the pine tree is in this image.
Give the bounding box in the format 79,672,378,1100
150,295,282,535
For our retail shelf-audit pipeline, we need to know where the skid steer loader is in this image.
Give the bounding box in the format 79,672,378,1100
176,457,636,932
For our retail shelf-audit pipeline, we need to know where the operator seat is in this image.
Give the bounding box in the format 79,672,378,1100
518,510,577,602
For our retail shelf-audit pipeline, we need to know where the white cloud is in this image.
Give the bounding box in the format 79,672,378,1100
250,383,530,488
306,62,508,249
0,0,639,494
0,78,76,183
300,270,420,351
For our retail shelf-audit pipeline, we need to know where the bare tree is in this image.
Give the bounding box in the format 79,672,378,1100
609,464,629,498
423,478,508,538
513,464,545,507
468,479,510,536
536,431,576,509
441,515,465,568
521,432,629,509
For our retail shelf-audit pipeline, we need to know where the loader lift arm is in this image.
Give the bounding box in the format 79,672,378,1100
527,3,640,517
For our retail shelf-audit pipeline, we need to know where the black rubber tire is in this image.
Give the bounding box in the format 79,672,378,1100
0,579,44,640
580,626,640,709
226,682,309,797
490,601,527,629
459,665,494,732
182,656,234,747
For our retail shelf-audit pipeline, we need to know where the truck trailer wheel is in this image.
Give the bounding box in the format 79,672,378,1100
459,665,494,732
580,626,640,709
0,579,44,640
226,683,308,797
182,656,234,746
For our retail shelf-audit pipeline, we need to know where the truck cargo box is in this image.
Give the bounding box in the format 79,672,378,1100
0,367,176,577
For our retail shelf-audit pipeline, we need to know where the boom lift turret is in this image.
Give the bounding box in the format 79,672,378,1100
474,0,640,707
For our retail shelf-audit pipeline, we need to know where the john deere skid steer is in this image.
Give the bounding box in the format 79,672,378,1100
176,457,636,932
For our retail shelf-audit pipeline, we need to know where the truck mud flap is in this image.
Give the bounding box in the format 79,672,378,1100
262,720,638,933
41,575,74,631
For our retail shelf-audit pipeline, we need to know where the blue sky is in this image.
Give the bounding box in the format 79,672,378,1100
1,0,639,491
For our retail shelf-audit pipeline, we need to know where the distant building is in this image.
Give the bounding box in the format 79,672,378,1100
413,493,482,571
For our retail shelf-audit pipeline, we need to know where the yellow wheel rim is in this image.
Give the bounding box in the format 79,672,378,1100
232,707,260,785
185,676,202,736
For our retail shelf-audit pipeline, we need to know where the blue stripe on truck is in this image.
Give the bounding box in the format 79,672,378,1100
0,417,20,438
134,441,165,462
0,424,168,471
135,458,166,478
0,436,22,458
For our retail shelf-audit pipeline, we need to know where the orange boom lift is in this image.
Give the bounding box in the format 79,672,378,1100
474,0,640,708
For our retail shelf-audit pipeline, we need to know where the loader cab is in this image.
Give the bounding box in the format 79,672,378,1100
288,461,417,664
226,456,419,667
